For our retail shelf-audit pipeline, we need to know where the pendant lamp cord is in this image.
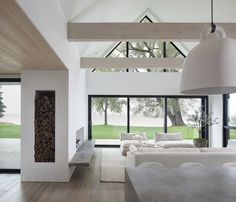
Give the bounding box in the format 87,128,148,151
210,0,216,33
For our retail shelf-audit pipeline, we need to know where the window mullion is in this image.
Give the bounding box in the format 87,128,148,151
164,97,168,133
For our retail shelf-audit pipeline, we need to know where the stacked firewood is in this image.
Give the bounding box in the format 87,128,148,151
34,91,55,162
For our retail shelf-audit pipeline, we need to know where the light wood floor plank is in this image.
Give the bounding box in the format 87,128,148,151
0,148,125,202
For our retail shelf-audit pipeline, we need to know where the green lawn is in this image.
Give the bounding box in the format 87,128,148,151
92,124,199,140
230,130,236,139
0,123,21,138
1,122,235,140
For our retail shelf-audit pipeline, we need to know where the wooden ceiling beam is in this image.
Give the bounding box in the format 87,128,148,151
68,22,236,42
81,57,184,69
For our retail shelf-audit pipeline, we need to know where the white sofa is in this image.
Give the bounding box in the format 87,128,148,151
127,147,236,168
120,132,154,156
121,132,194,156
154,132,194,148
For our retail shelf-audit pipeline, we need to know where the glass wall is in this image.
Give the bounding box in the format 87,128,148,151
224,93,236,141
91,97,127,139
167,98,201,139
0,84,21,170
228,93,236,127
89,96,208,141
130,97,164,139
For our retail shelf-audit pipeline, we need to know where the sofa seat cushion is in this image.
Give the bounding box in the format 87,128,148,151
156,140,193,148
200,147,236,153
129,146,199,153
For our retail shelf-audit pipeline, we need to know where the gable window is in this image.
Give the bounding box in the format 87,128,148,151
92,16,186,72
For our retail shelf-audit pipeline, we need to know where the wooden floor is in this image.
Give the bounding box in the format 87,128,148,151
0,148,125,202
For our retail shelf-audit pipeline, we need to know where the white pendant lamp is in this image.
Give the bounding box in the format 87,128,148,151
180,0,236,95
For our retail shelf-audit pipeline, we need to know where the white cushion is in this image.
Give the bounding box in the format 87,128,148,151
137,132,148,140
135,147,199,153
156,140,193,148
200,147,236,153
121,140,142,148
133,134,143,140
222,162,236,167
165,148,199,152
120,132,137,141
136,147,161,152
120,132,147,141
129,144,138,153
155,132,182,142
139,162,164,168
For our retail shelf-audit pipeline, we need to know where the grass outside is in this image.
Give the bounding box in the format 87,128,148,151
92,124,199,140
0,122,235,140
0,124,21,138
230,130,236,139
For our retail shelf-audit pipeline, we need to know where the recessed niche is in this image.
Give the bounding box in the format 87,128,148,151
34,91,55,162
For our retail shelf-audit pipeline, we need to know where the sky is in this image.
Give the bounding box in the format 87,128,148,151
1,85,21,114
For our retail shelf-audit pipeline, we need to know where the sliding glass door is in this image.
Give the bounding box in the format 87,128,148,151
91,97,127,139
130,97,165,139
89,95,208,143
0,83,21,171
166,98,201,139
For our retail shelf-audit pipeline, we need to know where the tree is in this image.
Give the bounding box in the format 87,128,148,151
0,87,6,118
186,107,218,136
167,98,185,126
92,98,126,125
132,98,185,126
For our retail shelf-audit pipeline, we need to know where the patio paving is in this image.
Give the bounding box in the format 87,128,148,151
0,138,20,169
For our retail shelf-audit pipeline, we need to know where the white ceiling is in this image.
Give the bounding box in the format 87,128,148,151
59,0,236,57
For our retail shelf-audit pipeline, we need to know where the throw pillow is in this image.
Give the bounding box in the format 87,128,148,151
154,132,183,142
133,134,144,141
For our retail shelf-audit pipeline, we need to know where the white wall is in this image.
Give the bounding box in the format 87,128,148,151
68,59,87,160
21,70,71,182
87,72,182,95
17,0,87,181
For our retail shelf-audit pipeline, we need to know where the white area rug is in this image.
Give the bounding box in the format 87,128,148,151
100,148,126,183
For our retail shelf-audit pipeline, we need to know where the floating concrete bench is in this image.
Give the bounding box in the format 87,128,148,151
69,140,94,167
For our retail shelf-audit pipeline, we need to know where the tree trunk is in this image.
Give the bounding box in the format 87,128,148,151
104,99,108,125
167,98,185,126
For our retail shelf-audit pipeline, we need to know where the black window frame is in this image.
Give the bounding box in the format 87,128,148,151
88,95,208,142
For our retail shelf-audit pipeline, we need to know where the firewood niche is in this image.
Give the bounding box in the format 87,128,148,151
34,91,55,162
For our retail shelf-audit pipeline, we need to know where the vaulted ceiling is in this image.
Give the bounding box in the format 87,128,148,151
1,0,236,74
59,0,236,57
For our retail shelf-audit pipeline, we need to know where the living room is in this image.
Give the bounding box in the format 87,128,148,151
1,0,236,201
